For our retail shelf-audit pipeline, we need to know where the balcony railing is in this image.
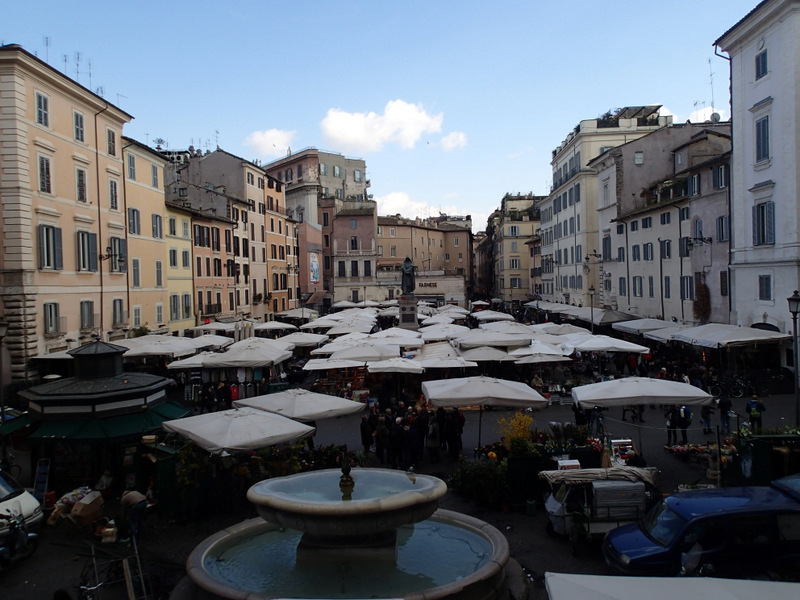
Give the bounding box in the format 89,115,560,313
199,303,223,316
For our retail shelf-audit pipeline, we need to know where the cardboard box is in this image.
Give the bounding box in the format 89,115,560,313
71,490,103,518
557,459,581,470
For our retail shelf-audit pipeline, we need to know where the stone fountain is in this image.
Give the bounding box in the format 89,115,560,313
179,465,521,600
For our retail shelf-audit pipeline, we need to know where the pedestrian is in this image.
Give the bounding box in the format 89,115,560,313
360,414,373,455
344,383,354,400
425,411,441,463
678,404,693,444
120,488,148,541
746,394,766,433
701,403,714,434
200,383,217,413
374,417,389,464
216,381,232,410
306,420,317,450
717,396,732,435
389,417,407,468
665,405,679,446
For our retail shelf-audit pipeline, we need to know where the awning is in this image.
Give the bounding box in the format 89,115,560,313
305,290,326,305
0,414,36,436
28,401,190,441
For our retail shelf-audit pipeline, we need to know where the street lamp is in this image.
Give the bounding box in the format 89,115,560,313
588,286,596,334
0,319,8,428
787,290,800,428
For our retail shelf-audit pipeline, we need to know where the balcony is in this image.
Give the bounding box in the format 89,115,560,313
199,303,223,316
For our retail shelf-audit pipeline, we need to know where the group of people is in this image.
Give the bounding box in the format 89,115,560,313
359,402,465,469
198,380,238,413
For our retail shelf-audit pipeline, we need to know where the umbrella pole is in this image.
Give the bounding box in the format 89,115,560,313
478,405,483,449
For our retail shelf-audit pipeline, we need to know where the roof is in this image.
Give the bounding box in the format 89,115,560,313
667,484,800,520
337,207,375,217
714,0,771,47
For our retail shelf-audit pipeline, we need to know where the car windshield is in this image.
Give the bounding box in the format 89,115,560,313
0,471,24,503
640,501,688,546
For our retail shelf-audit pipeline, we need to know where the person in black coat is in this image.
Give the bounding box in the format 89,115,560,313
360,415,373,454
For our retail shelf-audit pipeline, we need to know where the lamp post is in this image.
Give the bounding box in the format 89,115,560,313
0,319,8,428
787,290,800,428
588,286,596,334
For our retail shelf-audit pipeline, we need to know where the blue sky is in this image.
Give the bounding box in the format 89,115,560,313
4,1,757,232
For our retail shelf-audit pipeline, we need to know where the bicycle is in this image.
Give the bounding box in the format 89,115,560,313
0,450,22,481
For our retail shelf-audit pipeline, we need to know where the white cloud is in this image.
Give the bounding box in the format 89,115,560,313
660,105,729,124
320,100,443,153
440,131,467,151
243,128,297,158
374,191,487,233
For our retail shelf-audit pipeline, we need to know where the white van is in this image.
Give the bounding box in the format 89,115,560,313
0,469,43,537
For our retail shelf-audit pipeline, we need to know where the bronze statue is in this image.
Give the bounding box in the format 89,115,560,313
401,257,416,294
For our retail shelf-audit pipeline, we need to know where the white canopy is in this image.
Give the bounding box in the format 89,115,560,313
509,340,567,357
418,356,479,369
459,346,517,362
529,323,592,336
277,332,330,347
561,334,649,354
422,376,547,409
564,307,636,326
233,389,364,421
202,338,294,368
302,358,366,371
166,351,218,370
571,376,713,408
162,407,313,454
545,572,800,600
671,323,791,348
455,330,532,349
366,357,425,374
115,335,198,358
329,344,400,362
469,310,515,322
189,334,234,350
420,314,455,325
612,318,673,334
418,323,471,341
254,321,298,332
370,327,422,340
642,324,693,343
275,307,319,320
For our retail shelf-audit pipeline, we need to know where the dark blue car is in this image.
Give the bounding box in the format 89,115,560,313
603,474,800,579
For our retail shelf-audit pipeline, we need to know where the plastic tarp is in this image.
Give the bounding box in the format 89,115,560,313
670,323,791,348
545,572,800,600
572,376,713,408
233,389,364,422
538,466,659,487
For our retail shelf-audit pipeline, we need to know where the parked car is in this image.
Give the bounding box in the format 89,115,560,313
0,469,44,538
603,473,800,580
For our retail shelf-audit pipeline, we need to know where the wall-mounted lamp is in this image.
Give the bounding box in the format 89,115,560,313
99,246,126,269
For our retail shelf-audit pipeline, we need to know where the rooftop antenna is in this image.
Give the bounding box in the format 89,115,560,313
708,58,715,113
43,36,50,63
74,51,81,82
88,59,92,89
215,129,220,148
116,93,127,106
62,53,68,74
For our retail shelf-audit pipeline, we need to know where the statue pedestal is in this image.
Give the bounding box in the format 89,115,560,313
398,294,419,331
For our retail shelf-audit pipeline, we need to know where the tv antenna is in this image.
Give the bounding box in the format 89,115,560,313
708,58,715,113
43,36,50,63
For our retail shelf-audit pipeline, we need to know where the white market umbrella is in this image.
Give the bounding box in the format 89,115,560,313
455,330,532,349
192,322,235,333
370,327,422,340
514,353,572,365
277,332,330,347
302,358,366,371
422,375,547,446
471,300,490,307
571,377,713,408
332,300,358,309
162,407,314,454
459,346,517,362
233,389,364,421
115,335,198,358
330,344,400,362
438,305,470,315
509,340,566,357
327,322,376,335
420,314,455,325
276,308,319,320
469,310,515,322
254,321,298,332
612,318,673,335
189,334,234,350
479,321,536,334
367,357,425,374
418,356,479,369
531,323,592,336
671,323,791,348
166,351,218,370
561,335,649,354
419,324,471,342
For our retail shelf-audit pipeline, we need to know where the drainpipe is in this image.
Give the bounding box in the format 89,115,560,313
658,237,665,319
121,140,133,338
93,103,109,339
624,222,630,308
716,44,734,316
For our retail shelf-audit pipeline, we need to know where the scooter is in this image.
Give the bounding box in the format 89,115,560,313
0,510,39,570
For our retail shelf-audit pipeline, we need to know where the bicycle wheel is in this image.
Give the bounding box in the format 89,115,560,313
5,463,22,481
730,385,744,399
708,384,722,398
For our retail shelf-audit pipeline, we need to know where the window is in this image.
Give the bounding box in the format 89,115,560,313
681,275,695,300
454,237,460,247
128,208,141,234
632,245,641,261
633,276,643,297
354,169,363,182
44,302,60,334
618,277,627,297
182,293,192,319
642,217,652,229
390,227,396,237
660,212,671,225
156,304,164,325
338,261,345,277
511,277,522,288
756,115,770,163
617,247,625,262
133,306,142,328
634,151,644,165
664,276,671,298
660,239,672,259
35,92,49,126
170,294,180,321
109,179,118,210
76,231,97,272
643,242,653,261
630,220,639,232
285,168,292,181
510,258,521,269
755,49,768,80
127,153,136,180
364,260,372,277
693,219,704,241
758,274,772,301
720,271,728,297
350,236,358,250
155,260,163,287
319,163,328,176
132,259,141,287
679,207,690,221
716,215,729,242
753,201,775,246
38,155,52,193
151,164,159,188
390,246,396,257
333,165,343,178
169,248,178,268
377,245,383,256
509,225,519,237
713,165,727,189
247,172,254,185
257,177,264,189
688,173,701,196
350,219,357,230
182,249,190,269
351,260,359,277
74,112,84,142
109,236,126,272
107,129,116,156
679,236,691,257
80,300,95,329
76,168,87,202
648,276,654,298
152,214,163,238
322,212,329,227
38,225,62,270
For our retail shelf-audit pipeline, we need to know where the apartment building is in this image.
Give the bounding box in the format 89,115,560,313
488,194,542,308
588,123,731,323
538,106,673,307
266,148,369,310
164,202,198,335
0,44,133,381
715,0,800,332
331,200,379,304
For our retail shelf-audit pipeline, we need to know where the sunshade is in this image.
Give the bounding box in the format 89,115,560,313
670,323,791,348
561,335,649,354
642,325,692,343
166,351,217,370
329,344,400,362
254,321,298,332
332,300,358,309
189,334,234,350
302,358,366,371
202,344,292,368
418,356,479,369
469,310,515,322
162,407,313,454
192,322,235,332
571,377,712,408
233,389,364,421
326,322,376,335
459,346,517,362
514,353,572,365
275,308,319,319
454,330,532,349
370,327,422,340
418,324,470,341
564,307,636,325
611,318,673,334
276,332,330,347
471,300,490,306
115,335,198,358
530,323,592,336
419,314,454,325
367,357,425,374
509,340,566,357
437,305,470,315
479,321,537,334
544,572,800,600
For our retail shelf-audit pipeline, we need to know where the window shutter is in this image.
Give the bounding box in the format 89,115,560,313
752,205,758,245
54,227,63,270
38,225,46,269
89,233,98,271
119,239,128,272
766,201,775,244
